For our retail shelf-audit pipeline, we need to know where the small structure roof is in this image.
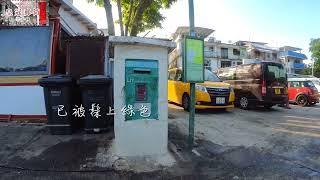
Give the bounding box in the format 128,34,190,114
279,46,302,51
109,36,176,51
205,41,242,48
171,26,214,40
236,41,268,45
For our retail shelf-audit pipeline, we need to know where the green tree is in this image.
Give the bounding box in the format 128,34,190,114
88,0,177,36
300,67,312,75
309,38,320,77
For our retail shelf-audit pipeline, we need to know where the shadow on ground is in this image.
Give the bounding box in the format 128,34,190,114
1,122,320,179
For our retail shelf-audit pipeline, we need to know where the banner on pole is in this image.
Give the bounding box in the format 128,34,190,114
183,36,204,83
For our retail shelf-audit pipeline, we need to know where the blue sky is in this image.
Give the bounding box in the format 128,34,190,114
74,0,320,61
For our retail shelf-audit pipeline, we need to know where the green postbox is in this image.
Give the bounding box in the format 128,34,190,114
125,59,158,121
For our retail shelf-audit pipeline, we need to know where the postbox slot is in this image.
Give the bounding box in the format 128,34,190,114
133,68,151,74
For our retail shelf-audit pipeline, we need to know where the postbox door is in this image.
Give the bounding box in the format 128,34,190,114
125,59,158,121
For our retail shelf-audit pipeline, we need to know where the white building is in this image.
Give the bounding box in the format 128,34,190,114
205,38,246,71
170,27,307,74
235,41,307,74
236,41,280,63
279,46,307,74
170,27,246,71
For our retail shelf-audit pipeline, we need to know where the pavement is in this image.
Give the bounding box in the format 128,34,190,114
169,103,320,179
0,104,319,179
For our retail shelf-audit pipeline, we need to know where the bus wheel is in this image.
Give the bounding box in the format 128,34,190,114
239,96,249,109
182,94,190,111
296,95,308,106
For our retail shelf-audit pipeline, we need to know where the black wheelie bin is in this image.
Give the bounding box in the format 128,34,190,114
78,75,113,133
39,75,79,135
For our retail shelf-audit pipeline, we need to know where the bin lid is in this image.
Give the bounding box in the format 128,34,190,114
78,75,112,85
38,75,73,87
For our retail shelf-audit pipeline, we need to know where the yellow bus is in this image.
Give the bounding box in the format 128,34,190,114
168,68,235,111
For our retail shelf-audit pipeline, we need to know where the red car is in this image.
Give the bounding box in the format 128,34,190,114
288,80,320,106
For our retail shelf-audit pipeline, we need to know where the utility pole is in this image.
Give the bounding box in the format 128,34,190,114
188,0,195,148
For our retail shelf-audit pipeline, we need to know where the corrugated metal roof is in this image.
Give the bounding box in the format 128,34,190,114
58,0,97,30
249,43,278,52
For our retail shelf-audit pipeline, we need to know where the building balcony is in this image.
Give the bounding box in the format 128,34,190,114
204,51,217,58
294,62,305,69
285,61,305,70
280,51,307,60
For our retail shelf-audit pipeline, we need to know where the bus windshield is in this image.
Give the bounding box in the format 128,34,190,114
205,69,221,82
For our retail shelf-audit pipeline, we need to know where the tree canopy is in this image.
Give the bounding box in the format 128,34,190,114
88,0,177,36
309,38,320,77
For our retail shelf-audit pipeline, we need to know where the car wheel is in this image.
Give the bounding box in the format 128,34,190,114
296,95,308,106
239,96,249,109
182,94,190,111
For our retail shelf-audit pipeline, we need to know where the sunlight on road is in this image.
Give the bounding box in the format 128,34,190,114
273,128,320,138
275,115,320,138
278,122,320,129
284,115,320,121
287,120,320,125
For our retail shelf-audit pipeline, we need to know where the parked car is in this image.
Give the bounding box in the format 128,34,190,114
215,61,288,109
288,79,319,106
168,68,235,111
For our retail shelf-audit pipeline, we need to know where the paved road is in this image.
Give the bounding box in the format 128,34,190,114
169,103,320,178
0,104,319,179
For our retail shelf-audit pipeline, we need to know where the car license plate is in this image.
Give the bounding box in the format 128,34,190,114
275,88,281,94
216,97,225,104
